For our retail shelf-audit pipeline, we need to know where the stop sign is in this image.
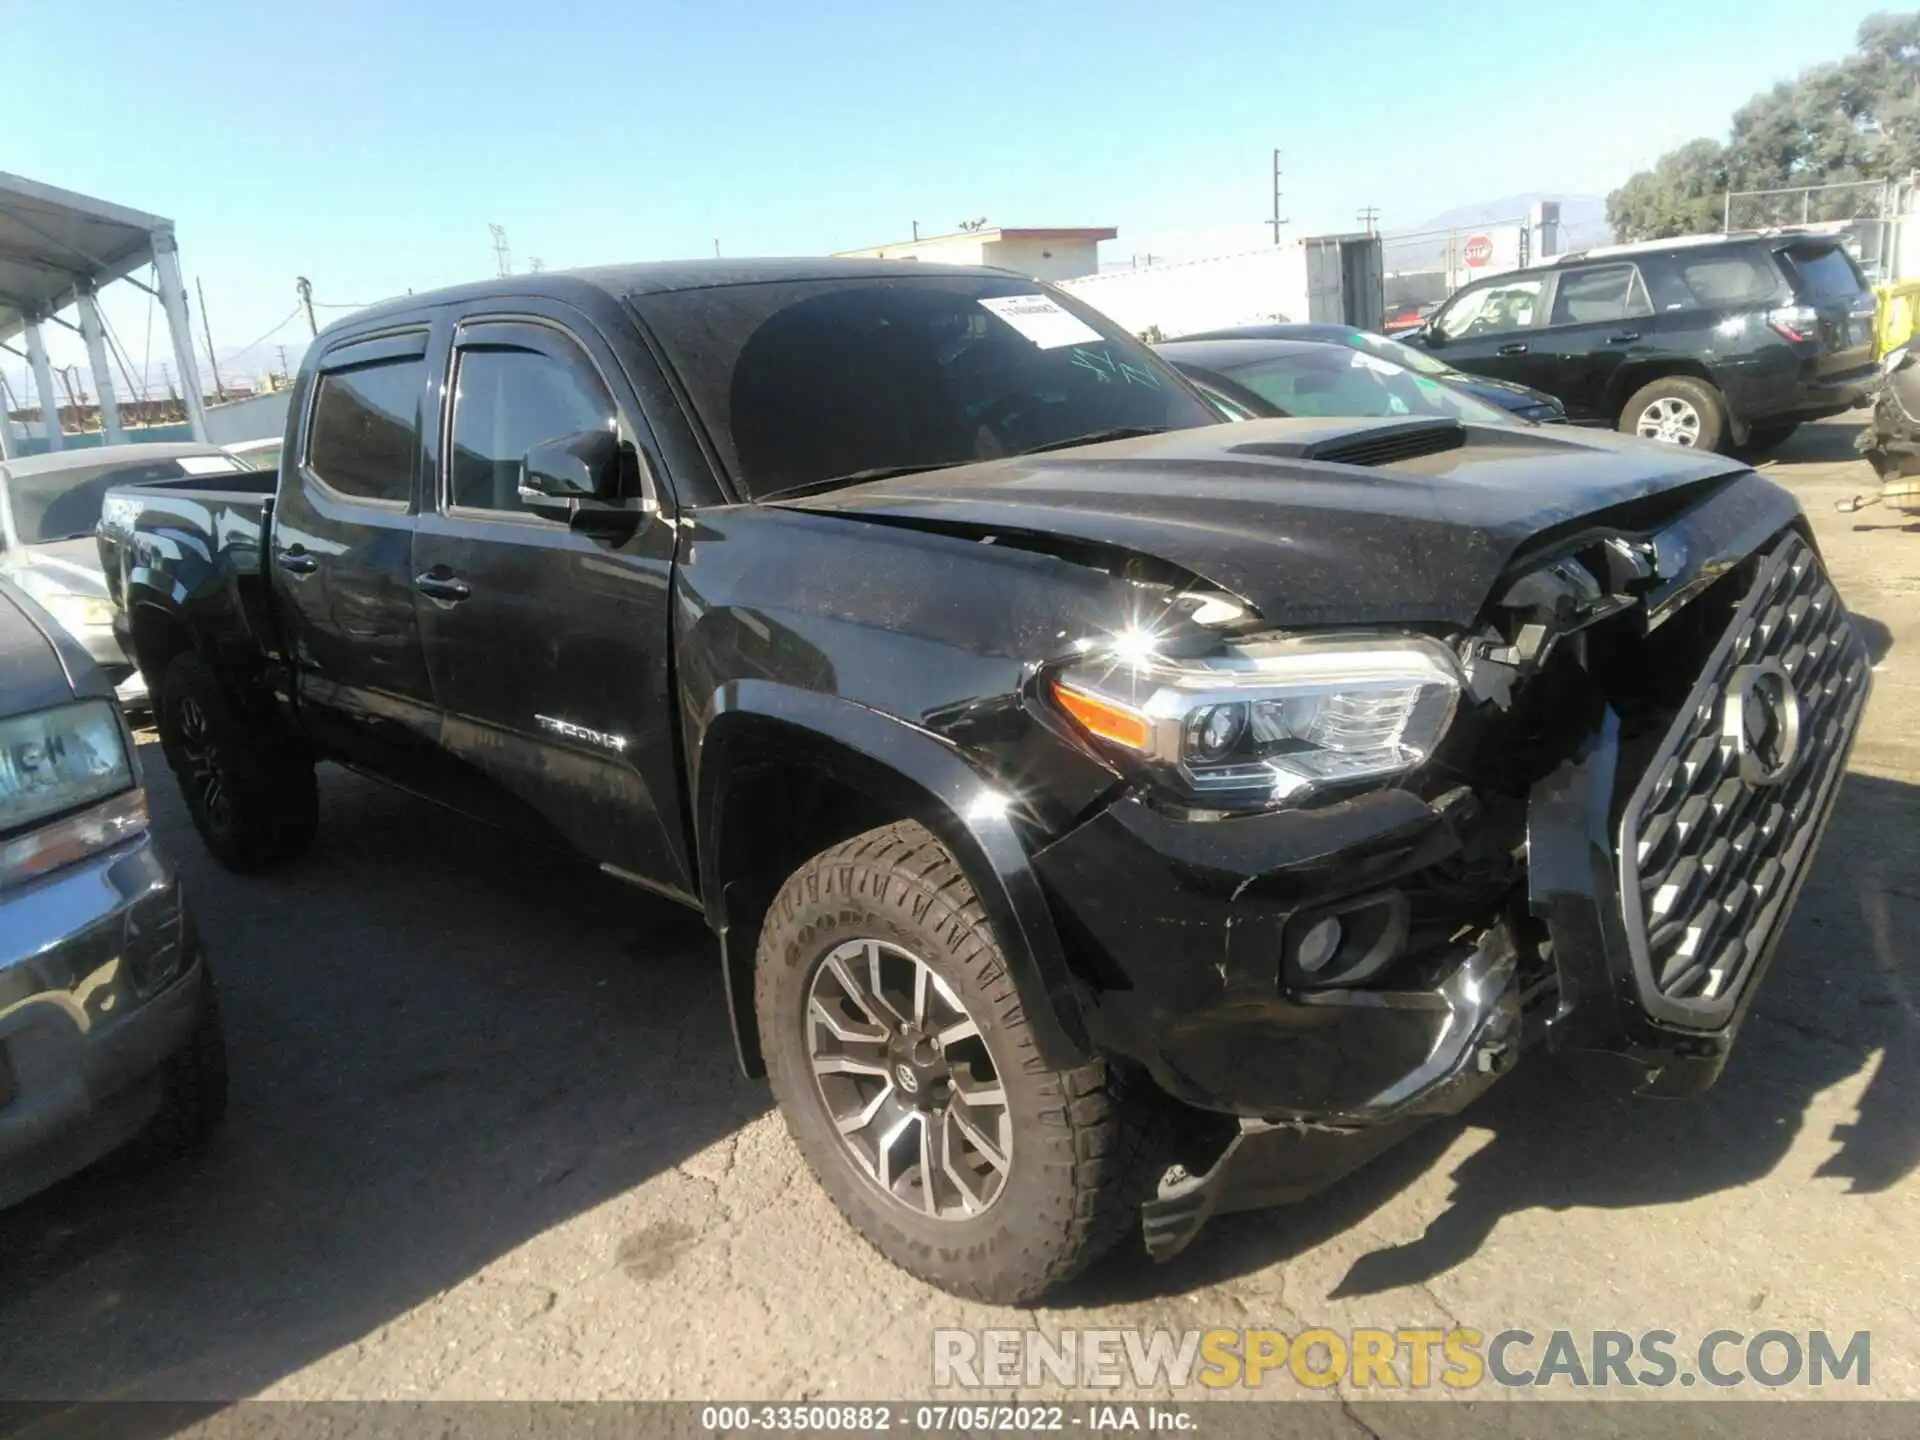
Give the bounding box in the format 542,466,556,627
1464,234,1494,268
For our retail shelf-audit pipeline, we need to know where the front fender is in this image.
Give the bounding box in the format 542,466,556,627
695,679,1092,1076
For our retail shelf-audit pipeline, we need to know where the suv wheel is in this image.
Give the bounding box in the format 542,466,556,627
158,651,319,872
1620,376,1726,451
756,820,1155,1302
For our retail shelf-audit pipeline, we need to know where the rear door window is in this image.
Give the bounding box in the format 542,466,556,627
306,355,426,505
1780,244,1869,301
1548,264,1654,326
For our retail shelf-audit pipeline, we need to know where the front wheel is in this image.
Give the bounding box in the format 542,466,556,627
1619,376,1727,452
157,651,318,872
756,821,1156,1302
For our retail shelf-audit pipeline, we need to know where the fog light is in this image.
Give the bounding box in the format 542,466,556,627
1295,916,1344,974
1183,703,1248,762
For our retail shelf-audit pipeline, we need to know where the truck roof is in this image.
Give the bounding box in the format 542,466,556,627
332,257,1018,334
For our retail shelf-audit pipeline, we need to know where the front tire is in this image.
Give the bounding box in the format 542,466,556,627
756,820,1154,1302
157,650,318,872
1619,375,1727,451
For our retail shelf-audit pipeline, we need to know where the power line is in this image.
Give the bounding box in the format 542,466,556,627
222,305,304,366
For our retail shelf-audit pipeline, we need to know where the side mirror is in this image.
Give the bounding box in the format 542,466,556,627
518,428,620,518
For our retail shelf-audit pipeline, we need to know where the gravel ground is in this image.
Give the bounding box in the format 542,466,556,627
1,416,1915,1411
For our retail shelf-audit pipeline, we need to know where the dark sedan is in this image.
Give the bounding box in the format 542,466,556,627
1171,322,1566,422
1155,335,1532,427
0,579,226,1208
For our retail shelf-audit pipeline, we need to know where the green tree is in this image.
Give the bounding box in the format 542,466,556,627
1608,11,1920,240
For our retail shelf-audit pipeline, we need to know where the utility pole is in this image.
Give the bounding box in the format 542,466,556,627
912,221,920,241
196,276,225,404
1269,149,1289,243
296,276,317,336
1356,205,1380,234
527,256,545,273
490,223,512,277
276,345,291,386
714,238,722,257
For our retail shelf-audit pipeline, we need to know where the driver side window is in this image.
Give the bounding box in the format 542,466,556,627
448,341,614,515
1437,278,1545,341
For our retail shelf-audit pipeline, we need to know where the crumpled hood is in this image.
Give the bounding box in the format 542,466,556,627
779,419,1751,627
0,536,110,597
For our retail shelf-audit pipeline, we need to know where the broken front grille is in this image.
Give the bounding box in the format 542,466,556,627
1618,532,1868,1025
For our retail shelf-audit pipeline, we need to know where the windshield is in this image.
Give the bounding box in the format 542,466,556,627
1213,348,1515,425
3,453,240,545
632,275,1219,499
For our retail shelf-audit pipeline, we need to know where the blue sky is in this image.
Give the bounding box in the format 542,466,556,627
6,0,1877,397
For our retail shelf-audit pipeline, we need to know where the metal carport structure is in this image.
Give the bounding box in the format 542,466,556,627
0,171,209,457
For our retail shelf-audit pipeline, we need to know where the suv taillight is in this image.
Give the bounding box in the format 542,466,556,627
1766,304,1820,343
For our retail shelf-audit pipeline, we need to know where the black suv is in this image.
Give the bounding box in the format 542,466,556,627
1401,232,1878,454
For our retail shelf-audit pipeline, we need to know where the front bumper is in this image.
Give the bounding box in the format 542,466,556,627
0,829,204,1208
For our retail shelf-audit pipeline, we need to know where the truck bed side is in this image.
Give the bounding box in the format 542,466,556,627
97,469,282,697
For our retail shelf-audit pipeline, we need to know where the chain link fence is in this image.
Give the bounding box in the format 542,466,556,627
1380,218,1529,321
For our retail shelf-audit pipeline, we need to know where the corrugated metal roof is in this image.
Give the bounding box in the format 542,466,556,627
0,172,171,343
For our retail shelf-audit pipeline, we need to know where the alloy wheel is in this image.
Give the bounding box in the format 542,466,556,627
806,938,1012,1220
1635,396,1702,446
175,696,230,828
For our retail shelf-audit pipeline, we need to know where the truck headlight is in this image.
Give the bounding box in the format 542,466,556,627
0,700,144,889
1050,632,1461,806
12,570,116,632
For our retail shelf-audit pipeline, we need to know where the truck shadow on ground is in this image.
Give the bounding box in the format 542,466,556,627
0,750,767,1402
1070,765,1920,1307
1763,420,1869,468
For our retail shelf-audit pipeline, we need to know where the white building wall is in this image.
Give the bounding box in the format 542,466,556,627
1057,248,1309,338
856,235,991,266
201,388,291,446
981,237,1101,281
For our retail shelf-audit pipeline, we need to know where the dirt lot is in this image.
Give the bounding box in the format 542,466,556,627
1,417,1916,1408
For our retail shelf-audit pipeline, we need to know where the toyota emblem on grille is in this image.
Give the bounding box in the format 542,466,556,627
1721,661,1803,786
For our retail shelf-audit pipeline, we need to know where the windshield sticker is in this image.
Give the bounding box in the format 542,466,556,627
178,454,241,474
1070,346,1164,389
1348,351,1400,376
979,294,1103,350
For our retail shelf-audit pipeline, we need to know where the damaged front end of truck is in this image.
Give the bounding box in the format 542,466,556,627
1027,480,1865,1257
771,420,1870,1262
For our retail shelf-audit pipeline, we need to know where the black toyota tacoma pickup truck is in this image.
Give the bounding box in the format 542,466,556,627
98,259,1868,1302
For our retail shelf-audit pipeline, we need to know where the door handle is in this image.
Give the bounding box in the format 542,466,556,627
1497,343,1529,356
276,551,318,575
414,572,472,602
1607,331,1641,344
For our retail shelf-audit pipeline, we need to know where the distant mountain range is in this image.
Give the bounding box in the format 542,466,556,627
1396,193,1612,249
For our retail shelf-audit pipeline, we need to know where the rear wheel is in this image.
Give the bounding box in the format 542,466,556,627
756,820,1156,1302
1620,376,1727,452
158,650,318,872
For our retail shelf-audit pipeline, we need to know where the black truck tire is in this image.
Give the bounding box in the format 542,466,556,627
123,966,229,1166
157,650,318,872
1618,375,1727,452
756,820,1154,1302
